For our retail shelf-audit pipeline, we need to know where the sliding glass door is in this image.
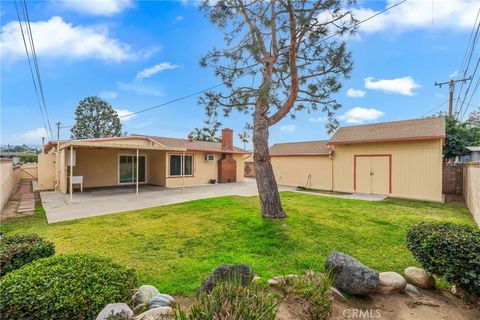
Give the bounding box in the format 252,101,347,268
119,155,146,183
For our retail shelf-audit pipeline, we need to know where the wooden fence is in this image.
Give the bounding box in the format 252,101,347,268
19,163,38,181
442,163,463,195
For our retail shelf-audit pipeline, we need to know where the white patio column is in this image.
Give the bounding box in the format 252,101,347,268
181,152,185,191
69,145,73,202
136,149,139,196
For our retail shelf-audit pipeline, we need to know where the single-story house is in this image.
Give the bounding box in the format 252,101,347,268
456,146,480,163
270,117,446,202
38,128,248,195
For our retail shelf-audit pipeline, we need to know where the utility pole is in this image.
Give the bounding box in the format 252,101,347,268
56,122,61,141
434,77,471,116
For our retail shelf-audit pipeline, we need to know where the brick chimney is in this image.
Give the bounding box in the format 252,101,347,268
221,128,233,151
218,128,236,183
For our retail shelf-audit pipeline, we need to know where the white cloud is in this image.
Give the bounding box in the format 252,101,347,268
339,107,384,124
309,116,327,123
114,109,136,122
54,0,134,16
117,81,163,96
176,16,184,21
19,128,48,144
279,125,296,133
99,90,119,99
364,76,420,96
135,62,179,81
449,70,459,78
352,0,478,33
346,88,366,98
0,16,142,63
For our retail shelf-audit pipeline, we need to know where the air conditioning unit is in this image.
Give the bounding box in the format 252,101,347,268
205,154,215,161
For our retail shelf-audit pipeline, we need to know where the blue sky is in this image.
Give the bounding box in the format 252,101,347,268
1,0,479,148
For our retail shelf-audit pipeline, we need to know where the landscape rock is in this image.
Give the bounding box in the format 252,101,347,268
376,272,407,294
96,303,133,320
200,264,253,293
252,275,261,283
405,283,421,295
132,285,160,307
268,278,280,286
325,250,379,296
404,267,435,289
135,307,173,320
149,294,175,309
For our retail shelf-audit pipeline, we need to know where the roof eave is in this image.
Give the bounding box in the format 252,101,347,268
327,136,446,146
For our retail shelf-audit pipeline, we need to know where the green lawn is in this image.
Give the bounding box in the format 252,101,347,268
0,192,475,295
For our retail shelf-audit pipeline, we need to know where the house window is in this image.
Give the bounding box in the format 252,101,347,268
169,154,193,176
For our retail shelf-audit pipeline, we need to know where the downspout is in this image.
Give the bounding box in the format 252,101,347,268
181,151,185,191
69,145,73,202
329,145,334,191
136,149,139,196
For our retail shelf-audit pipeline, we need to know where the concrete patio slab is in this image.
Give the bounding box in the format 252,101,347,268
41,179,387,223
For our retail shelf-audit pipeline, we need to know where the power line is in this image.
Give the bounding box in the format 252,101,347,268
460,56,480,119
61,0,408,127
118,0,408,120
422,99,449,117
22,0,53,139
14,1,51,141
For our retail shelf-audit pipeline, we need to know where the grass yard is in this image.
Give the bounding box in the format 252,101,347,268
0,192,475,295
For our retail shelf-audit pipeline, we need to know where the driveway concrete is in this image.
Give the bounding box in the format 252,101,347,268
41,179,386,223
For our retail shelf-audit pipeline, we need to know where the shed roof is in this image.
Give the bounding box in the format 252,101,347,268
270,140,330,156
328,117,445,145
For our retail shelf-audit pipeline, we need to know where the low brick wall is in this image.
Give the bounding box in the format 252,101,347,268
463,163,480,226
244,161,255,178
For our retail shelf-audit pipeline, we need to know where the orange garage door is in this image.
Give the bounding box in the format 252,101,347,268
355,155,391,195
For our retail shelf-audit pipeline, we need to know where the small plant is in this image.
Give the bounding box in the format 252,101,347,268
174,282,280,320
0,233,54,276
284,270,334,320
407,223,480,295
0,254,136,320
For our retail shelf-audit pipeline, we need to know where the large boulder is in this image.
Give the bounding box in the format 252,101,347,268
135,307,173,320
132,285,160,307
376,272,407,294
200,264,254,293
404,267,435,289
149,294,175,309
325,251,379,296
96,303,133,320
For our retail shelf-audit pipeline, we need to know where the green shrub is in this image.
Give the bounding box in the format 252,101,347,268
0,234,55,276
0,254,136,320
174,282,280,320
285,271,334,320
406,223,480,294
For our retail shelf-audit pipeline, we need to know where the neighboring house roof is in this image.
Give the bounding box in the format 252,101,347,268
328,117,446,145
53,134,248,154
465,146,480,152
270,140,330,156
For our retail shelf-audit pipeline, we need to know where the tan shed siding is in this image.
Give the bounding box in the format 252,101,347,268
332,139,443,201
59,149,67,193
165,151,221,187
272,156,332,190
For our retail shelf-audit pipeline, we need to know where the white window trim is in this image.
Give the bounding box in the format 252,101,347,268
117,153,148,185
168,153,194,177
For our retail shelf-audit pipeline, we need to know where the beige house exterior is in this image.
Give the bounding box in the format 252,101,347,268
40,129,247,195
271,117,445,202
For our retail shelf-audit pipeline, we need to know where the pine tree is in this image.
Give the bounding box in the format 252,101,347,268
199,0,356,219
71,96,122,139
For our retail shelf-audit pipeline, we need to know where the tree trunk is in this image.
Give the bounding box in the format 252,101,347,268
253,108,287,219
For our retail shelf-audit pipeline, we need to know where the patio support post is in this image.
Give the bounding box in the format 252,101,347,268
69,145,73,202
182,152,185,191
136,149,139,196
